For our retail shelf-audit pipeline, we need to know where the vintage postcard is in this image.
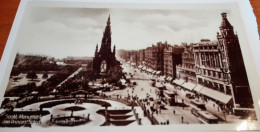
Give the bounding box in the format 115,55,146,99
0,0,260,131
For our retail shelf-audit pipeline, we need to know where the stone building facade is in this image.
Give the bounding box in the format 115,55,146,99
138,49,145,66
193,39,232,107
193,13,254,114
177,44,196,83
163,45,183,80
150,42,168,73
145,47,153,69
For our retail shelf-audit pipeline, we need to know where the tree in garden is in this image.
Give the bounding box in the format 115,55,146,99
81,79,89,90
26,70,38,81
101,80,106,87
10,68,20,76
38,81,53,96
1,98,10,108
42,72,48,79
86,60,93,70
106,65,123,85
85,70,97,86
26,82,36,94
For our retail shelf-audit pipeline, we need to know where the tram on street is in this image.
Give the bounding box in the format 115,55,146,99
191,108,218,124
190,99,206,110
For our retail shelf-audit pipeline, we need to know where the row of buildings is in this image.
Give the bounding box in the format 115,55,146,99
119,13,254,116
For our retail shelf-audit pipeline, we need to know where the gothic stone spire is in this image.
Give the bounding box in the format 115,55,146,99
113,45,116,55
100,15,112,53
95,44,98,57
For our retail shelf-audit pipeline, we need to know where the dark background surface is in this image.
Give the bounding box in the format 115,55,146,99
0,0,259,60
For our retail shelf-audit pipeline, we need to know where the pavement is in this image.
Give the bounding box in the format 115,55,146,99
119,63,200,124
120,63,247,124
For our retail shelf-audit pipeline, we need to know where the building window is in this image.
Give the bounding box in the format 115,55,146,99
214,83,219,90
208,70,211,76
218,72,222,78
213,71,216,77
208,81,213,88
201,54,206,66
226,86,232,95
220,84,224,92
203,80,208,86
223,73,228,79
215,54,219,67
206,54,210,66
198,78,203,85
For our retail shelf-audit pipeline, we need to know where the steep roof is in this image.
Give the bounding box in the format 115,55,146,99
219,13,233,28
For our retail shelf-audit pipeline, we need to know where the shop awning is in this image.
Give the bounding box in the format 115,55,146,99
152,70,156,74
147,68,153,73
156,71,161,75
181,82,196,91
165,83,175,90
193,85,203,92
158,76,166,81
155,83,165,88
142,67,147,70
172,79,185,86
199,87,232,104
138,65,143,69
164,90,177,98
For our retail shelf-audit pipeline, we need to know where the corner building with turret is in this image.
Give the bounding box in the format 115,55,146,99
193,13,254,116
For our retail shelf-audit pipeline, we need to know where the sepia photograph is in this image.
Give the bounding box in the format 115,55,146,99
0,0,259,130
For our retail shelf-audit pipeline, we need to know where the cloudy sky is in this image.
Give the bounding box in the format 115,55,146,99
15,5,240,58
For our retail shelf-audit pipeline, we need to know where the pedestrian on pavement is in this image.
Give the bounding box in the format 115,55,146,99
181,116,184,123
182,99,185,110
167,120,169,125
173,110,175,115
